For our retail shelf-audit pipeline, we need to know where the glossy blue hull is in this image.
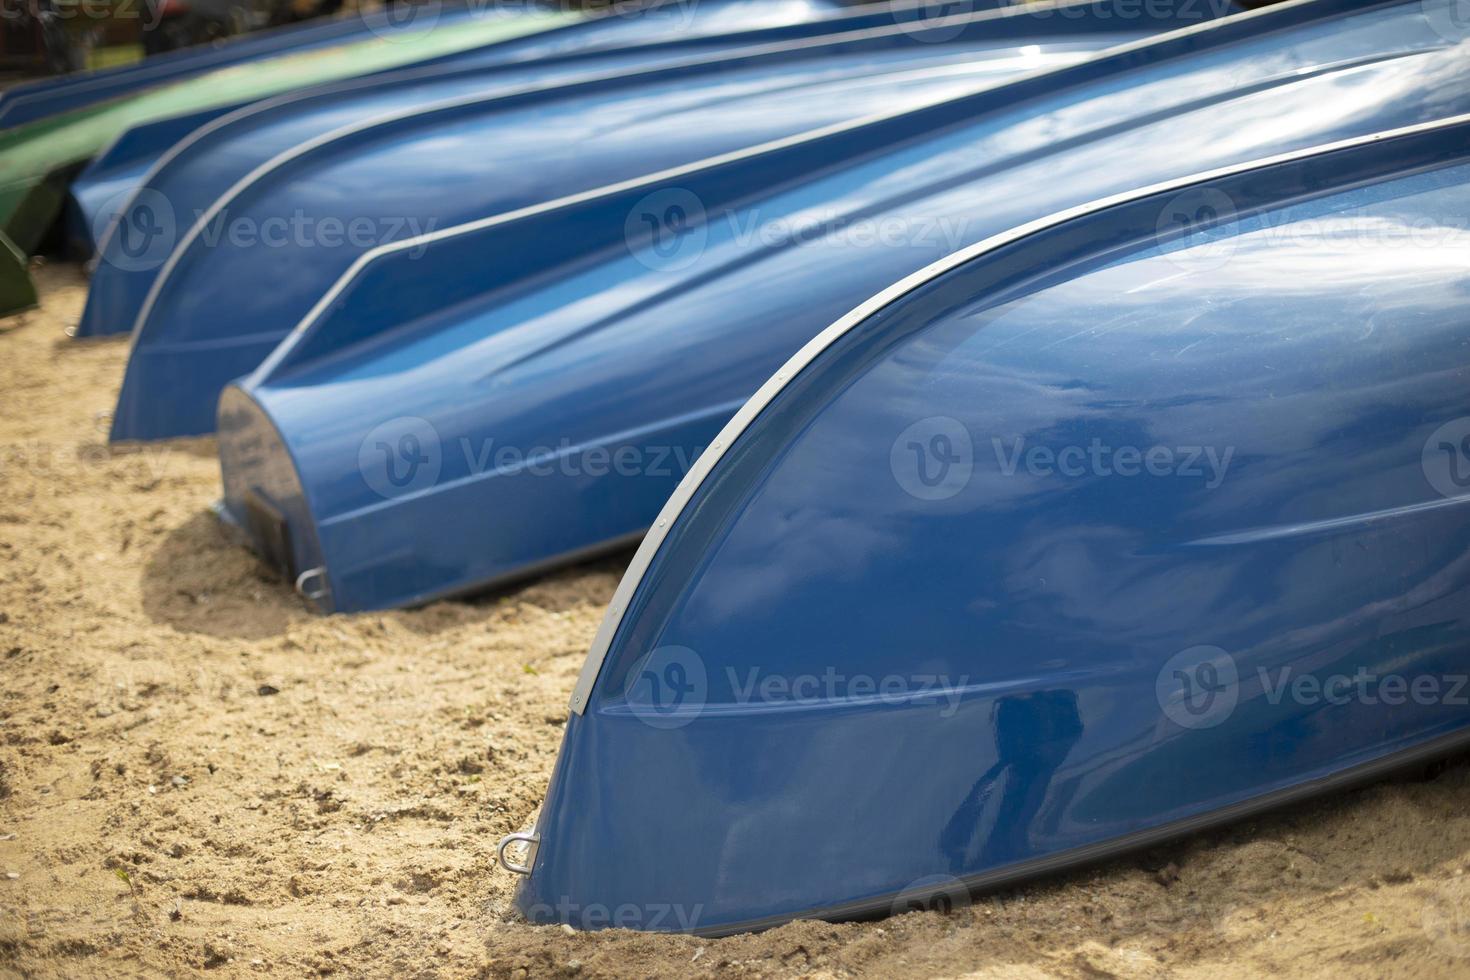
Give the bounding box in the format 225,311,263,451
102,0,1151,438
66,0,872,261
518,112,1470,935
9,0,872,133
216,0,1470,615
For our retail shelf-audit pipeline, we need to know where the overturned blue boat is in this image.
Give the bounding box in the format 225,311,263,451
216,0,1470,615
67,0,880,259
510,111,1470,935
101,0,1173,438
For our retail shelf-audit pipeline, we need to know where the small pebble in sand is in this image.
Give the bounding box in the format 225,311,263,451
5,872,18,880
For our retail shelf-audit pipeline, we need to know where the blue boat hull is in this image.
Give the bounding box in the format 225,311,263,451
103,0,1155,439
517,112,1470,935
217,0,1470,615
7,0,874,132
66,0,876,262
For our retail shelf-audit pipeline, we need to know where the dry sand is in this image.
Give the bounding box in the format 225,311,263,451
2,264,1470,978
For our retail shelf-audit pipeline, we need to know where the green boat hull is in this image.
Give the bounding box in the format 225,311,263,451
0,9,576,315
0,231,37,315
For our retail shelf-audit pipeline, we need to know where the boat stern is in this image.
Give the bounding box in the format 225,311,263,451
217,383,333,611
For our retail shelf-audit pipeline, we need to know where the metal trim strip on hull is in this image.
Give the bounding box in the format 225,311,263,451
87,0,1002,271
16,0,862,130
566,109,1470,714
121,0,1140,346
251,0,1329,387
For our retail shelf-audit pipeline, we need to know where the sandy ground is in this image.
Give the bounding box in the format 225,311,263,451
2,264,1470,979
